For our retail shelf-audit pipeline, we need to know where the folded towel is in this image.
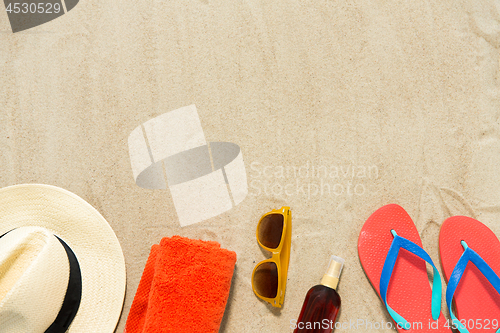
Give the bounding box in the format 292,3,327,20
125,235,237,333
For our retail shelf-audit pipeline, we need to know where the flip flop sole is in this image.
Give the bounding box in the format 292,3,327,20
440,216,500,332
358,204,450,332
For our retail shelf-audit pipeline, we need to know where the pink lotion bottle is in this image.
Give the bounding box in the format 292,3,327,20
294,256,344,333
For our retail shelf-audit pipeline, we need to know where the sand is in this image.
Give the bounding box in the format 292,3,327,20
1,0,500,332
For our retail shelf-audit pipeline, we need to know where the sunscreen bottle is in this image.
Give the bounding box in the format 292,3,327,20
294,256,344,333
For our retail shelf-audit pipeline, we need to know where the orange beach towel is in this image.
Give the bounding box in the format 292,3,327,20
125,235,237,333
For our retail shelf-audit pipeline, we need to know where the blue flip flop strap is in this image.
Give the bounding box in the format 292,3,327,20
379,232,442,330
446,243,500,333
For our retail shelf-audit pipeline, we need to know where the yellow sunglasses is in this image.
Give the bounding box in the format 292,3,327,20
251,206,292,308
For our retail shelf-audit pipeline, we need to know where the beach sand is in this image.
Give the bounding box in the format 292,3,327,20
1,0,499,331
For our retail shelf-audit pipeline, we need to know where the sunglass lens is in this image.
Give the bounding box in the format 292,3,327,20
253,261,279,298
258,213,284,249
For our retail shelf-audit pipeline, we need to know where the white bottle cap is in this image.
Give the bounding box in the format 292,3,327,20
320,255,345,290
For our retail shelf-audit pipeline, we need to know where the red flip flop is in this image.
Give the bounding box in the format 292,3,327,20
439,216,500,333
358,204,450,332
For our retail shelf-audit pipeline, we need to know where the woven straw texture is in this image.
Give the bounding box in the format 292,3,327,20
0,184,126,332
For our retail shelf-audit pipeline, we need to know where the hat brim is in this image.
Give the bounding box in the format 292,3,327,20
0,184,126,332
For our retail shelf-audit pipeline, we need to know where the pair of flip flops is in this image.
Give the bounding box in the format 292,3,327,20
358,204,500,332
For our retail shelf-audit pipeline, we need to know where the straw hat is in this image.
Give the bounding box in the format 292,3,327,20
0,184,126,332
